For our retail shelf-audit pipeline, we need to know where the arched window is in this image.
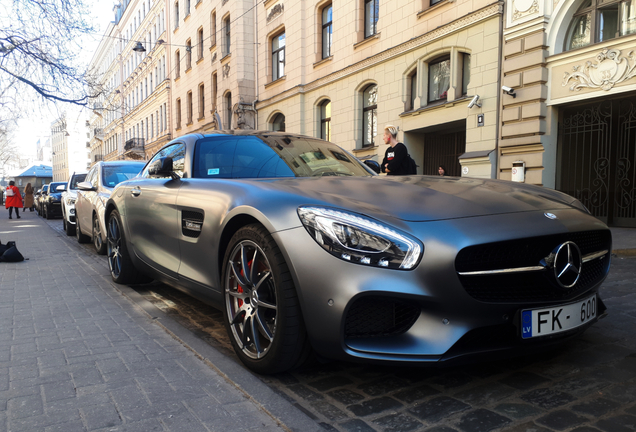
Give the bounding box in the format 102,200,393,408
565,0,636,51
362,84,377,147
320,100,331,141
272,113,285,132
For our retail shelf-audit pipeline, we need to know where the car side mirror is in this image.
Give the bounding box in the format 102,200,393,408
363,160,381,174
77,181,96,191
148,157,180,180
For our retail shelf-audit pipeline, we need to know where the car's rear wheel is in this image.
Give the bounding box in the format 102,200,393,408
75,217,90,243
45,205,50,219
93,215,107,255
107,210,149,284
222,224,312,374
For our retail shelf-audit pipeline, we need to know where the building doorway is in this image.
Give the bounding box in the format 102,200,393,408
558,96,636,227
405,120,466,176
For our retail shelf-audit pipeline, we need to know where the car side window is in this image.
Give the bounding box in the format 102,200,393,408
192,138,237,178
142,144,185,178
233,138,294,178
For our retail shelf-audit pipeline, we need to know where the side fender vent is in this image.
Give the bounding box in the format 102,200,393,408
182,210,204,238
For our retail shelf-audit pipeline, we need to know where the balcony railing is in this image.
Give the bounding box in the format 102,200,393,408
124,137,145,151
94,154,103,162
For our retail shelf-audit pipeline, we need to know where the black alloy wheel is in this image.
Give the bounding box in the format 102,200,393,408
93,215,107,255
75,216,90,244
106,210,148,284
222,224,311,374
45,204,51,220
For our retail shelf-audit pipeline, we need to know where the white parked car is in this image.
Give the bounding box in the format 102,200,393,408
61,172,87,236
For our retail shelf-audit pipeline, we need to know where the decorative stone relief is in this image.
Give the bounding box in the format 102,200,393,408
211,52,217,63
512,0,539,21
235,98,255,130
222,63,230,79
267,3,284,22
562,48,636,91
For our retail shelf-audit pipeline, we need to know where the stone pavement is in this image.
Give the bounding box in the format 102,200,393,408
0,211,321,432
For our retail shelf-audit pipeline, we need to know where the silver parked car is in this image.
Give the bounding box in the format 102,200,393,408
104,132,612,374
61,171,87,236
76,161,145,254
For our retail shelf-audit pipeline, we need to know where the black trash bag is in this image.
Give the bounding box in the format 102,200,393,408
0,245,24,262
0,242,9,255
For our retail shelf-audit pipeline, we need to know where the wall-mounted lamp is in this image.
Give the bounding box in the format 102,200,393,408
133,42,146,53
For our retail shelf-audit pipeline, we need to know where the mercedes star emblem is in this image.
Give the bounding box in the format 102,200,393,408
544,212,557,219
552,241,582,288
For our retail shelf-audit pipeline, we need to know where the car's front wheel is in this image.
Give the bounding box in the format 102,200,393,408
93,215,107,255
75,217,90,243
64,214,75,236
222,224,312,374
107,210,149,284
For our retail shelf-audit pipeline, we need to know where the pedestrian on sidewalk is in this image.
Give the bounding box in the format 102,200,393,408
5,181,23,219
23,182,34,212
381,125,409,176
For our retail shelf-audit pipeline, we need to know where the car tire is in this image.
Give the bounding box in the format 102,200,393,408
93,215,107,255
106,209,149,284
45,205,51,220
222,224,312,374
75,217,90,244
65,217,76,236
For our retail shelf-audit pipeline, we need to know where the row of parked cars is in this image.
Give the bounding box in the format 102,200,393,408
36,131,613,375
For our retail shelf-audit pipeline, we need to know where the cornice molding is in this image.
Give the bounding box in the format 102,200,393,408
257,2,502,109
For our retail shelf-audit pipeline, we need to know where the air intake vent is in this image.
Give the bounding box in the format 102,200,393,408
344,296,420,338
182,210,204,238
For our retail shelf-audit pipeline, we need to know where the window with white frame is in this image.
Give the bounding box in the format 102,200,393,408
364,0,379,38
322,4,333,59
272,32,285,81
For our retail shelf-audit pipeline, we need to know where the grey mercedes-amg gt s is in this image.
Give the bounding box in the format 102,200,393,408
105,131,611,374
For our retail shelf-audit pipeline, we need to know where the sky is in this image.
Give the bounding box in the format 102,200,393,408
15,0,117,162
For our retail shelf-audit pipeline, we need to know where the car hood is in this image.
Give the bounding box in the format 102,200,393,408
257,176,582,222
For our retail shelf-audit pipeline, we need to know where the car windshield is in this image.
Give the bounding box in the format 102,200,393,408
70,174,87,189
42,185,48,193
49,183,66,193
102,164,144,188
193,135,373,179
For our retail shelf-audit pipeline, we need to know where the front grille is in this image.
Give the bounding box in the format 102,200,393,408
456,230,611,303
344,296,420,338
182,210,204,238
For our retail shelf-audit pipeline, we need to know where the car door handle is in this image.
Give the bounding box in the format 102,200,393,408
131,188,141,197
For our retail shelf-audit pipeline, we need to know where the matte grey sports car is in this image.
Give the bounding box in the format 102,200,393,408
105,131,611,374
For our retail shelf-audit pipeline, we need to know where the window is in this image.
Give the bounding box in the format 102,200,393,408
225,92,232,129
409,71,418,110
186,39,192,69
364,0,379,38
565,0,636,51
362,84,377,147
175,50,181,78
199,84,205,119
272,113,286,131
210,12,216,46
185,0,190,16
320,100,331,141
322,4,333,59
224,16,231,55
174,1,179,29
198,28,204,60
428,56,450,102
272,32,285,81
187,91,193,124
212,73,218,112
176,98,182,129
461,53,471,96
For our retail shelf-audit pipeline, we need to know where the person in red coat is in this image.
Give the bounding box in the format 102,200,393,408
5,181,23,219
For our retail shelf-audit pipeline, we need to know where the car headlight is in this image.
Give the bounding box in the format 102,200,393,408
297,206,423,270
65,197,76,206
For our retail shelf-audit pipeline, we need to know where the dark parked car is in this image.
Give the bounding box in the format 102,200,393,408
35,184,49,216
104,131,612,374
41,182,67,219
76,161,145,255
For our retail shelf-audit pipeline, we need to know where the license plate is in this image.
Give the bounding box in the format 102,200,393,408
521,294,597,339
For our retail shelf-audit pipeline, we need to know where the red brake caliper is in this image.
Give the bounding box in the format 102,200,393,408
237,259,254,309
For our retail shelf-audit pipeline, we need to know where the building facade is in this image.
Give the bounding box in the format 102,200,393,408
255,0,504,178
503,0,636,227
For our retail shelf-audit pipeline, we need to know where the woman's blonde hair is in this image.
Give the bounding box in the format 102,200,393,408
384,125,398,138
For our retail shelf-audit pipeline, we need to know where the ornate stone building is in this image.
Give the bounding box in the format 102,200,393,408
503,0,636,226
255,0,504,178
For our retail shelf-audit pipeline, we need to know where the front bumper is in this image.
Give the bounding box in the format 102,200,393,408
274,208,611,365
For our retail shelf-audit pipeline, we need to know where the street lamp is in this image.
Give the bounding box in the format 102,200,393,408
132,42,146,53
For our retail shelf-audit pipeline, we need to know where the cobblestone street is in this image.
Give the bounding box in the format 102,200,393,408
2,212,635,432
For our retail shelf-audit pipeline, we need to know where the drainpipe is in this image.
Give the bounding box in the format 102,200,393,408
495,1,504,180
253,0,259,129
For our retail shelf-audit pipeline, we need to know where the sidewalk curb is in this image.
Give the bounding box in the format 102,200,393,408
79,255,324,432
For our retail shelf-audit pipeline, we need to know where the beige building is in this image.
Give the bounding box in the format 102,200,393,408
51,110,90,182
255,0,504,178
503,0,636,227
